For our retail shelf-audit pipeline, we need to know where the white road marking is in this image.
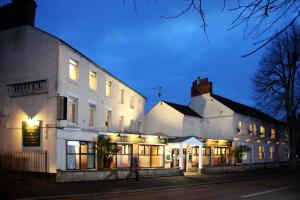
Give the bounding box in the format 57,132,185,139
241,186,290,198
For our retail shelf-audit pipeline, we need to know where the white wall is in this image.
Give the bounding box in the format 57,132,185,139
145,102,184,136
57,43,145,133
189,94,235,139
0,25,59,172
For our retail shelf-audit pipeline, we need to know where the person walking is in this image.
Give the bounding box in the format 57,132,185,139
132,155,139,181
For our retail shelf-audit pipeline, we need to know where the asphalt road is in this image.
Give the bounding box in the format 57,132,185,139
69,173,300,200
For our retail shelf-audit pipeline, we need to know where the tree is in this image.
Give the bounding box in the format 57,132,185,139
125,0,300,56
232,145,251,164
253,24,300,166
93,135,119,169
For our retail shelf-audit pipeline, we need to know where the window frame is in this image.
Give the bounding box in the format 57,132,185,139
88,103,96,128
67,96,78,124
105,80,112,97
69,59,79,81
66,140,95,170
89,71,97,91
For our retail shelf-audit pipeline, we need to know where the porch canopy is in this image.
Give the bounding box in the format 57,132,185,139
168,136,203,171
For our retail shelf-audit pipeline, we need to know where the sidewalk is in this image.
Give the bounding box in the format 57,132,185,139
2,168,298,200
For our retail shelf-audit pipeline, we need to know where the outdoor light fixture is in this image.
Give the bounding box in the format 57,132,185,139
117,133,121,137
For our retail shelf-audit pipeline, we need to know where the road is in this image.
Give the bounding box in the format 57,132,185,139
69,173,300,200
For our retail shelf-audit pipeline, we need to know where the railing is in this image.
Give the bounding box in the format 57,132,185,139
0,149,48,173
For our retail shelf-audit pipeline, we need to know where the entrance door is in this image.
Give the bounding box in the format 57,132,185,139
171,148,187,171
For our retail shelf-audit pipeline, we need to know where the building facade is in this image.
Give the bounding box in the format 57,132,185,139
0,25,152,173
145,77,290,171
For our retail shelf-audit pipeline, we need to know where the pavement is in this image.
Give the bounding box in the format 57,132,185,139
1,168,300,200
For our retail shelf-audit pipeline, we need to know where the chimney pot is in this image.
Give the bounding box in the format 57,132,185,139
191,77,213,97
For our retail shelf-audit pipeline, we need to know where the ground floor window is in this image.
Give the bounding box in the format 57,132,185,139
202,147,211,165
66,141,95,170
111,144,133,168
270,146,274,159
212,147,230,165
139,145,164,168
259,146,264,159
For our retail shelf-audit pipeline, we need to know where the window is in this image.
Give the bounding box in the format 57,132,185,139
139,145,164,168
260,126,266,137
137,121,142,133
130,96,134,109
271,128,276,139
88,104,96,127
105,111,112,130
249,123,256,134
259,146,264,159
130,119,134,132
67,96,78,124
270,146,274,159
119,115,124,132
213,147,229,155
202,147,211,156
111,144,132,168
66,141,95,170
69,59,79,81
120,89,124,104
89,71,97,90
284,131,289,140
106,81,112,97
238,121,243,130
138,100,142,113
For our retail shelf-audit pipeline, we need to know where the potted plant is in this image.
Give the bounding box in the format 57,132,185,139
93,135,119,169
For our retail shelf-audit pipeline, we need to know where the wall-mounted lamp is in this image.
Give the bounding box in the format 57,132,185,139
117,133,121,137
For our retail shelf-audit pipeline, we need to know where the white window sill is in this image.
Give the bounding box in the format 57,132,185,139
68,79,80,86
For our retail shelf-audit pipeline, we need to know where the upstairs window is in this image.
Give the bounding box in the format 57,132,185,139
271,128,276,139
260,126,266,137
89,71,97,90
88,104,96,127
105,111,112,130
106,81,112,97
119,115,124,132
130,96,134,109
120,89,124,104
238,121,243,131
67,96,78,124
69,59,79,81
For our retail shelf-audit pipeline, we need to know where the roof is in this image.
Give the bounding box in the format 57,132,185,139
168,136,201,143
211,94,281,124
4,25,146,99
163,101,202,118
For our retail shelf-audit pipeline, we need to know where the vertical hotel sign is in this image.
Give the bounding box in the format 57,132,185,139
22,120,41,146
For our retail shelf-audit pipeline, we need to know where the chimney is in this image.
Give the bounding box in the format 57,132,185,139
191,76,213,97
0,0,37,31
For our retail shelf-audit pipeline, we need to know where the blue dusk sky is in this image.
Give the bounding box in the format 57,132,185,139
1,0,281,110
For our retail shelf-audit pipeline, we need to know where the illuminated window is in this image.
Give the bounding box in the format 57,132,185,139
66,141,95,170
105,111,112,130
130,95,134,109
106,81,112,97
111,144,133,168
69,59,79,81
253,124,257,134
67,96,78,124
120,89,124,104
139,145,164,168
259,146,264,159
260,126,266,137
271,128,276,139
119,115,124,132
88,104,96,127
270,146,274,159
238,121,243,130
89,71,97,90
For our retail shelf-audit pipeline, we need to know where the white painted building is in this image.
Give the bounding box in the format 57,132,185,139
145,77,290,170
0,25,147,173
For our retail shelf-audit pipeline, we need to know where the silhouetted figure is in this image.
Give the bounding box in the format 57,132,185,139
132,156,139,181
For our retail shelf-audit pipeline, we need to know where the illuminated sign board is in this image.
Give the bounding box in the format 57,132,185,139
22,120,41,146
7,80,47,97
108,135,166,145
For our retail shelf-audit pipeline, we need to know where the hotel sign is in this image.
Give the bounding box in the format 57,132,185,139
109,135,166,145
7,80,47,97
57,96,67,120
22,120,41,146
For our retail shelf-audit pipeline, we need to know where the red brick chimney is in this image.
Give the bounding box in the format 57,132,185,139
191,77,213,97
0,0,37,31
